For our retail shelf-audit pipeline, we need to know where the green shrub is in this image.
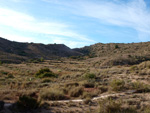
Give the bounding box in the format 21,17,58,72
84,73,96,79
35,68,57,78
17,95,40,110
40,57,44,62
115,44,119,49
1,71,8,75
40,89,67,100
7,74,14,79
36,68,51,75
110,79,125,91
39,72,57,78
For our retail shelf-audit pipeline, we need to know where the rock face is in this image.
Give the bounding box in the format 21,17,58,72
0,101,4,111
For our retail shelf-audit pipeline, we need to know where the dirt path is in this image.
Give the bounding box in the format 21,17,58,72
47,90,136,103
2,90,136,113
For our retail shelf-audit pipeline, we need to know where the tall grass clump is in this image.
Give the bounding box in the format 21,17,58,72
131,81,150,93
110,79,125,91
40,88,67,100
98,98,122,113
98,98,136,113
69,86,84,97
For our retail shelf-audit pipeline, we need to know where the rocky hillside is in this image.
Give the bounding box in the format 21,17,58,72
75,42,150,66
0,37,82,63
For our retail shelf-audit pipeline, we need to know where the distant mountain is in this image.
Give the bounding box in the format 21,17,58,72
0,37,82,63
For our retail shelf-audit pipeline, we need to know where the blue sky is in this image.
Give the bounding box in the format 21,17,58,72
0,0,150,48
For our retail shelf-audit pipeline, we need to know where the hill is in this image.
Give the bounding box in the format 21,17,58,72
1,37,150,66
0,37,82,63
74,42,150,66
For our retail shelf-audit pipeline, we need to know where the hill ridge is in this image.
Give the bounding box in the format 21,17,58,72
0,37,82,63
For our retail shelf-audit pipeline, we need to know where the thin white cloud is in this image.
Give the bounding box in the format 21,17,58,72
73,0,150,40
0,31,34,43
0,7,95,47
43,0,150,41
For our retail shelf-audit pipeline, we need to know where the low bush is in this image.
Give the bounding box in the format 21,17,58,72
1,71,8,75
36,68,51,76
84,73,96,79
98,98,121,113
40,89,67,100
69,86,84,97
98,98,137,113
110,79,125,91
17,95,40,110
131,81,150,93
82,90,99,99
35,68,58,78
39,72,57,78
7,74,14,79
131,81,142,89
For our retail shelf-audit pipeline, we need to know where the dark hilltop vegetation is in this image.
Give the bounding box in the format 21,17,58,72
1,37,150,113
0,37,81,63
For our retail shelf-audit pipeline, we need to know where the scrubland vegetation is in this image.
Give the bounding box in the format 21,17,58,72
0,57,150,113
1,40,150,112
